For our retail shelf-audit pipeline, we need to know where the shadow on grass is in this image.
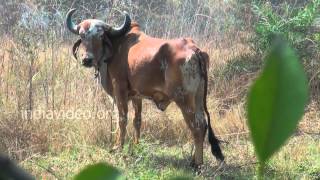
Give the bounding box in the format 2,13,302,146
148,153,192,170
216,163,256,180
147,153,258,179
147,154,293,179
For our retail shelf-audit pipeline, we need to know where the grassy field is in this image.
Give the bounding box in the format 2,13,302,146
19,133,320,179
10,98,320,179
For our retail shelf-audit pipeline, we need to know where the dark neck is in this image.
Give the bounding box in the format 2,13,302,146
99,61,113,96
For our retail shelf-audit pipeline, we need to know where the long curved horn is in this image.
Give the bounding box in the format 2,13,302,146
66,8,79,35
108,11,131,37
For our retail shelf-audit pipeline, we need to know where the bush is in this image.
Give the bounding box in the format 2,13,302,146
252,0,320,55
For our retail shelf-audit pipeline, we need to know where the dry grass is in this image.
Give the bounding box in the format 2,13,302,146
0,33,317,156
1,36,319,178
0,34,255,158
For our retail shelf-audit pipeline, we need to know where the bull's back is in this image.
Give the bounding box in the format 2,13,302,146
127,35,202,98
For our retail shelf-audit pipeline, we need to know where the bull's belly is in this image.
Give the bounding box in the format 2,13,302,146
128,89,171,111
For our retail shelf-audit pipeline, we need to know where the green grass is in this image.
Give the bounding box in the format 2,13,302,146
20,135,319,180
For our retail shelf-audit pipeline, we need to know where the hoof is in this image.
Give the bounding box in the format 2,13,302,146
134,139,139,144
195,167,203,175
109,145,122,153
190,162,204,175
190,160,203,172
190,160,196,168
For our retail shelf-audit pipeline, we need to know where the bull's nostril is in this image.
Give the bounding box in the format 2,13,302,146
82,58,93,67
84,58,92,63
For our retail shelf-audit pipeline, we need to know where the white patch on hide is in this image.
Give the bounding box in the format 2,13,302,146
180,54,201,93
81,19,106,38
194,111,205,128
173,87,185,100
185,107,194,114
82,52,94,59
160,58,168,71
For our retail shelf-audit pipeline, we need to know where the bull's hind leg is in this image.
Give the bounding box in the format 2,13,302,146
175,94,206,167
196,80,224,163
132,98,142,144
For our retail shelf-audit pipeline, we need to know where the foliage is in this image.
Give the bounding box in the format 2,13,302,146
252,0,320,54
247,38,308,175
74,163,123,180
75,162,192,180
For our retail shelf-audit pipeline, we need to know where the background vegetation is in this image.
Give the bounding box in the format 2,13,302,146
0,0,319,179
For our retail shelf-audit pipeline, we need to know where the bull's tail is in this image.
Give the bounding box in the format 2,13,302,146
196,49,224,162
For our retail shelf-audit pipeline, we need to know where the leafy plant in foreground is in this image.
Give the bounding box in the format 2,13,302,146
247,38,308,176
74,163,124,180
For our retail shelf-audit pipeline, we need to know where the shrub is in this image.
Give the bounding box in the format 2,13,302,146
252,0,320,55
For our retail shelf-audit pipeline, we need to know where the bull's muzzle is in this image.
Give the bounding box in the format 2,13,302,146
82,57,94,67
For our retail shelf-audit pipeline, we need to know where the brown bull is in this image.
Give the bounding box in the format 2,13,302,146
66,9,224,167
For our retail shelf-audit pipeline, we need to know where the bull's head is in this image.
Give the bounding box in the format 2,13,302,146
66,9,131,68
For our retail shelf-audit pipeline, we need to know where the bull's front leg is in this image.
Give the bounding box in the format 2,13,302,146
113,88,129,150
132,98,142,144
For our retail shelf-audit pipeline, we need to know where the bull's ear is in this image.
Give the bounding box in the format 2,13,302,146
72,39,82,60
103,32,113,50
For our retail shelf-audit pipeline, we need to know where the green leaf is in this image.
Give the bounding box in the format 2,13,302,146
74,163,123,180
247,38,308,164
